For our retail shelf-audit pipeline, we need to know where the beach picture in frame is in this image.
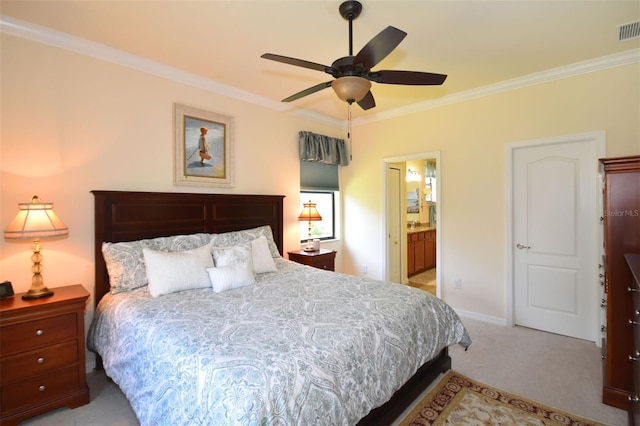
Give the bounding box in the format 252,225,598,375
174,103,233,187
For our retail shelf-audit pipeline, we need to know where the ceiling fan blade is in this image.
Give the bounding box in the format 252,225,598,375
282,81,333,102
261,53,329,73
369,70,447,85
357,91,376,110
354,26,407,70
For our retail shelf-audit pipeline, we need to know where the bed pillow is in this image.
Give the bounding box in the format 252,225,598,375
206,264,256,293
102,233,212,294
209,225,280,258
212,244,253,268
209,244,256,292
251,236,277,273
143,244,214,298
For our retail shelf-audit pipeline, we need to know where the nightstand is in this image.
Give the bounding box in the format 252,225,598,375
288,248,336,271
0,284,90,425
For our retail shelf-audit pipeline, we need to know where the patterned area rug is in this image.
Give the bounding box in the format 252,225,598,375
399,371,606,426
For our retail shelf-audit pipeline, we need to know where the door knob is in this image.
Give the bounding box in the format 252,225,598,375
516,243,531,249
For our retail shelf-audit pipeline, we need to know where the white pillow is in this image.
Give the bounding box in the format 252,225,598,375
143,244,214,297
206,264,256,293
251,236,277,273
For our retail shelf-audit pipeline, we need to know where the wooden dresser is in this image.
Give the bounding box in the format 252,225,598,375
288,249,336,271
600,156,640,412
0,284,90,425
627,254,640,425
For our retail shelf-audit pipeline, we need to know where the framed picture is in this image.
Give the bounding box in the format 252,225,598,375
174,103,234,187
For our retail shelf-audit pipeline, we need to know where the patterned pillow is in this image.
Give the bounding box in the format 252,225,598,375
212,243,253,268
102,233,212,294
209,225,280,258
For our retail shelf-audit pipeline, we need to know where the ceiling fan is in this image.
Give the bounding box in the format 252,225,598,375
261,0,447,111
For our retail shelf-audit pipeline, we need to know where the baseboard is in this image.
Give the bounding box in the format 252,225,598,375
454,308,507,326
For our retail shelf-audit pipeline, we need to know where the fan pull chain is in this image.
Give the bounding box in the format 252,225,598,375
348,104,353,161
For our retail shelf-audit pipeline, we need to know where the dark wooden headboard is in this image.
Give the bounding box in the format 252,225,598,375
92,190,285,306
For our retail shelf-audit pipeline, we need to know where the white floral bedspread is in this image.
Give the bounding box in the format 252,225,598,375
88,259,471,426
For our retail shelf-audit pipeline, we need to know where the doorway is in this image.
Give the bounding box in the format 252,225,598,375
383,152,441,297
507,131,605,342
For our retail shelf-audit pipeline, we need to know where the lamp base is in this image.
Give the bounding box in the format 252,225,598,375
22,288,54,300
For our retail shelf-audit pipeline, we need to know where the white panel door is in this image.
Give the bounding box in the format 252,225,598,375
386,166,402,283
513,138,599,341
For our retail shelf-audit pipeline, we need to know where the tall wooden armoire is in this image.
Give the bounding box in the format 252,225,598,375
600,155,640,415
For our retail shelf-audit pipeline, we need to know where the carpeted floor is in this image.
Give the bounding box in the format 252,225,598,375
398,370,607,425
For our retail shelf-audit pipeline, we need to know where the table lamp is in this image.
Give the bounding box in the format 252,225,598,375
4,196,69,300
298,201,322,252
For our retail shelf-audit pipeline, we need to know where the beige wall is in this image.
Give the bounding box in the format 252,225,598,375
2,32,639,331
0,35,342,309
342,63,640,320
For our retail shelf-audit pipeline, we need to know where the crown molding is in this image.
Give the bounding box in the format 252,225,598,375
2,15,638,129
0,15,343,128
354,48,640,126
0,16,293,111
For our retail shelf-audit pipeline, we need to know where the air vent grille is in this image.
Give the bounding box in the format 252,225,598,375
619,21,640,41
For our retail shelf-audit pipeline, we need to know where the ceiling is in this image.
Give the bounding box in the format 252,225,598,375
2,1,639,123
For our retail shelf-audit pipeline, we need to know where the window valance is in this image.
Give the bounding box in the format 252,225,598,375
298,131,349,166
425,160,437,178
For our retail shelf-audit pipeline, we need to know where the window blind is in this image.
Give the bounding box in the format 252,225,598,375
300,161,339,191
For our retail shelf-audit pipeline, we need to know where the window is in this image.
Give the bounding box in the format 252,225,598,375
300,191,337,241
299,160,340,242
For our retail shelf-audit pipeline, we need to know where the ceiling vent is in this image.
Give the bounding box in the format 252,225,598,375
619,21,640,41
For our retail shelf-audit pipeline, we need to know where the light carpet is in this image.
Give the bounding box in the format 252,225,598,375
399,370,606,426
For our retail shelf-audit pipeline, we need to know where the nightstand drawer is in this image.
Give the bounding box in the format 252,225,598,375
314,259,334,271
0,313,77,355
288,249,336,272
1,340,79,385
1,366,79,415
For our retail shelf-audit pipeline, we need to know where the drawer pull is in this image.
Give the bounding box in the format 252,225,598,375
36,329,43,336
629,286,640,293
630,395,640,403
38,385,46,391
629,351,640,362
630,319,640,326
37,357,45,364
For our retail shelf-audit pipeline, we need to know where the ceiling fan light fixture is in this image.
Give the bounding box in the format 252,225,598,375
331,76,371,103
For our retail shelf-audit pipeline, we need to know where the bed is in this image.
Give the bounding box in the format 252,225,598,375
88,190,470,425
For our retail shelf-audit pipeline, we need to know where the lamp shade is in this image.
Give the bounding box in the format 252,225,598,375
298,202,322,222
331,76,371,103
4,196,68,239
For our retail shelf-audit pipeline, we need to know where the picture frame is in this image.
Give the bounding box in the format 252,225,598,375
174,103,234,187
